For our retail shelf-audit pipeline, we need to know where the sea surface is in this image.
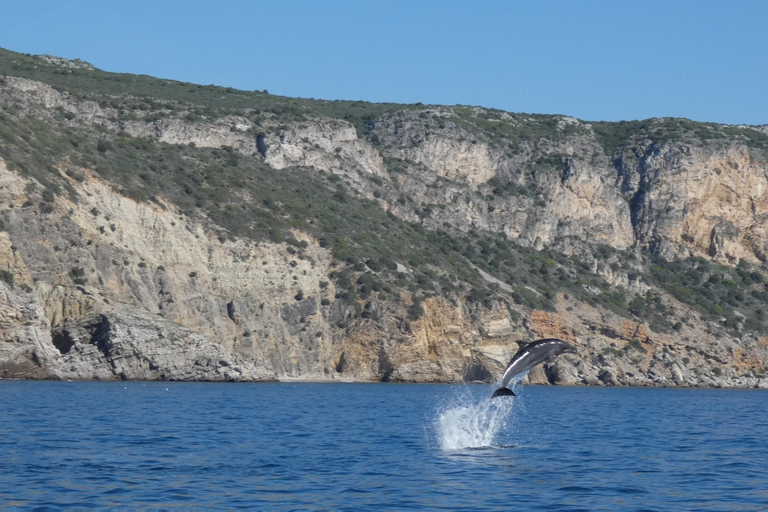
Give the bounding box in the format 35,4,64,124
1,381,768,511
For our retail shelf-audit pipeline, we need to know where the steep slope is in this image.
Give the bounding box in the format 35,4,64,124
1,48,768,387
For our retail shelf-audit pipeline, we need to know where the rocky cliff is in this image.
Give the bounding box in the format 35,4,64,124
1,48,768,387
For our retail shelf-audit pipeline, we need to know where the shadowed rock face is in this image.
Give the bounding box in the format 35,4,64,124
46,311,274,382
1,55,768,387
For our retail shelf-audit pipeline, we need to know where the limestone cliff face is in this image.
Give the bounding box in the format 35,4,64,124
122,116,260,156
371,110,501,185
7,72,764,264
617,142,768,264
365,111,768,262
260,119,386,177
256,110,768,265
0,160,332,380
0,76,110,124
2,68,768,387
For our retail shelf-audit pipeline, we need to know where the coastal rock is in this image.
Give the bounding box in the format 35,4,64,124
51,309,275,381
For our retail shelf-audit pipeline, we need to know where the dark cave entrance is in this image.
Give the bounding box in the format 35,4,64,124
51,330,75,354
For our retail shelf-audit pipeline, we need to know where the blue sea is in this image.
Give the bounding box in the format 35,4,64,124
1,381,768,510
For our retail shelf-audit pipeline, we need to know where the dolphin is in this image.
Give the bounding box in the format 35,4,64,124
491,338,576,398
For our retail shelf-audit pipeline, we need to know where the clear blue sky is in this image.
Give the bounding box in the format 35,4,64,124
0,0,766,125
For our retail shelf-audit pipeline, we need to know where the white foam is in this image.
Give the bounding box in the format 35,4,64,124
435,388,517,450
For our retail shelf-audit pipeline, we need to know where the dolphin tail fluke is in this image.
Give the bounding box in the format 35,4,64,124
491,387,516,398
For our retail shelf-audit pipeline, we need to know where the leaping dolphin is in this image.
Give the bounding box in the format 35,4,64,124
492,338,576,398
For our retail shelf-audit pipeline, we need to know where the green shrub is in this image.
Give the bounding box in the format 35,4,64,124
407,297,424,320
67,267,86,285
0,270,14,288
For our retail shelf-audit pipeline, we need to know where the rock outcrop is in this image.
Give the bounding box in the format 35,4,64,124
51,309,274,381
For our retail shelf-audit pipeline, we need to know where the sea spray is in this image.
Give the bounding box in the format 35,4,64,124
436,387,517,450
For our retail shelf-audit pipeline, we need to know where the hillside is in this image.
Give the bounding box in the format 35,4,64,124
1,47,768,387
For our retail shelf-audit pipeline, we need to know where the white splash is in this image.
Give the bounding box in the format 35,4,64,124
436,389,517,450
